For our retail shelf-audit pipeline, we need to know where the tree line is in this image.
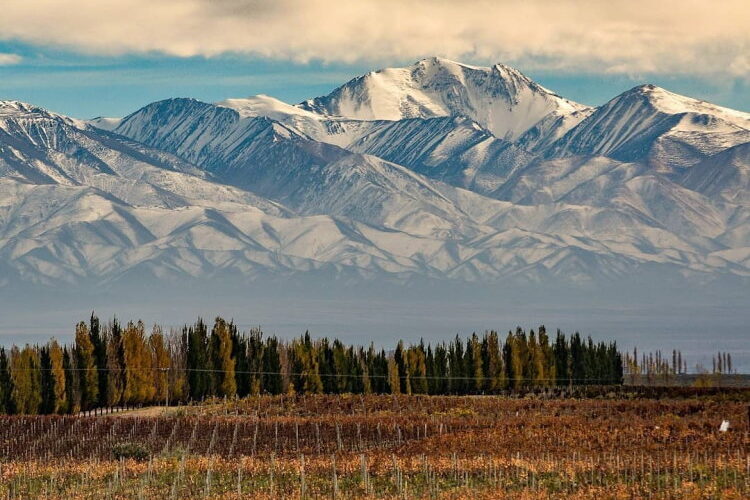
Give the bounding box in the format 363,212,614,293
0,315,623,414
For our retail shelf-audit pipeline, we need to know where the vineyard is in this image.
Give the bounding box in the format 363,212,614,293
0,394,748,498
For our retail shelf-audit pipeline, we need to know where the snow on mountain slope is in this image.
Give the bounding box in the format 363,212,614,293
4,54,750,287
0,100,286,214
109,95,750,283
299,57,591,143
217,94,380,148
115,98,502,238
6,172,734,287
0,177,451,285
346,116,537,195
489,151,744,254
547,85,750,170
680,142,750,205
87,116,122,131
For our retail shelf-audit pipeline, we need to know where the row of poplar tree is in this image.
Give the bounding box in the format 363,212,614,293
0,315,623,414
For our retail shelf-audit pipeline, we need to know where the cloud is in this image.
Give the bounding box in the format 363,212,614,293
0,0,748,76
0,53,22,65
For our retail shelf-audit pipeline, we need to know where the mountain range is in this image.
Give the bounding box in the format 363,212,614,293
1,57,749,288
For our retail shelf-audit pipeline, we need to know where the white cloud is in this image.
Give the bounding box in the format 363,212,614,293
0,53,22,65
0,0,748,76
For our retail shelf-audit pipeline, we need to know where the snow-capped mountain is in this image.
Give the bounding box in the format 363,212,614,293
345,116,537,195
546,84,750,170
299,57,592,145
1,57,749,288
680,142,750,205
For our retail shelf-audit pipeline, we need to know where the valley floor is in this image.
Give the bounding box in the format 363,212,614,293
1,393,749,498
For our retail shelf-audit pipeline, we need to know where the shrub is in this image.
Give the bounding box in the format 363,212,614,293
112,442,150,461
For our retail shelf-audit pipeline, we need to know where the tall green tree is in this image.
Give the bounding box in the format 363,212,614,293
39,346,55,414
0,348,14,414
232,325,251,397
106,319,126,407
394,341,410,394
468,333,484,393
570,332,585,386
433,343,449,394
186,319,212,401
261,336,283,395
63,347,80,413
448,336,465,394
89,313,108,407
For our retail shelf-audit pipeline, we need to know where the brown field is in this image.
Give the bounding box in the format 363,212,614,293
1,394,748,499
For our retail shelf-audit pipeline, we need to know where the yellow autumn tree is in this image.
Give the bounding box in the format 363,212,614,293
122,321,155,404
167,333,187,402
10,345,41,414
149,325,171,404
75,321,98,410
212,318,237,398
49,339,66,413
387,358,400,395
407,347,428,394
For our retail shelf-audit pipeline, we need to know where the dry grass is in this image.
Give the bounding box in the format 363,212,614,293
0,394,748,498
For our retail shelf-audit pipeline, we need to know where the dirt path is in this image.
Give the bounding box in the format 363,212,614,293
108,406,183,417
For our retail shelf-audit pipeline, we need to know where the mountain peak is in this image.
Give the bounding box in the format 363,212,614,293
0,100,86,130
618,84,750,123
0,100,45,116
218,94,321,121
299,57,590,141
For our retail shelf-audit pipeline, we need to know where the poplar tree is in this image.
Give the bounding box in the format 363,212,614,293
504,332,524,390
332,339,350,393
168,330,188,401
448,336,464,394
468,333,484,393
317,338,335,393
528,330,545,386
425,345,436,394
538,326,555,386
186,319,211,400
122,321,155,404
75,321,98,410
358,347,372,394
387,357,400,395
570,332,585,385
261,336,283,395
63,347,81,414
348,346,365,393
484,331,504,391
149,326,171,405
0,348,13,414
553,330,569,387
212,317,237,398
394,341,410,394
407,343,428,394
232,324,251,397
106,319,126,407
298,333,323,393
433,343,449,394
89,313,108,407
40,346,55,414
49,340,66,413
10,346,42,414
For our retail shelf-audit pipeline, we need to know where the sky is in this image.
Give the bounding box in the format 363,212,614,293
0,0,748,119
